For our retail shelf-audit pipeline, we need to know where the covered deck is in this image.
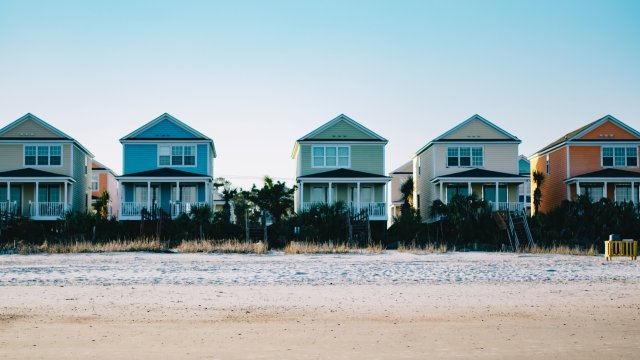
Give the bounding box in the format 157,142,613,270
566,169,640,204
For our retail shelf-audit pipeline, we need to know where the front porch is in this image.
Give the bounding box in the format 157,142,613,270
432,169,529,213
119,180,211,220
0,169,74,221
297,181,388,220
566,169,640,204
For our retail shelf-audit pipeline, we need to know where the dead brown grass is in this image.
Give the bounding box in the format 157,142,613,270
523,244,599,256
284,241,385,255
397,242,449,254
33,238,165,254
175,239,267,254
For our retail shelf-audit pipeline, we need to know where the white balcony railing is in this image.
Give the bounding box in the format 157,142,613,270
301,201,386,218
490,202,526,213
29,202,68,218
121,202,147,217
171,201,207,218
0,201,18,216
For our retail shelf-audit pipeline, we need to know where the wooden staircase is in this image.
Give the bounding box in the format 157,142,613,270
348,208,371,246
501,208,534,251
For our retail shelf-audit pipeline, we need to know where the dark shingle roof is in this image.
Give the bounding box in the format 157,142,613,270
0,168,70,178
119,168,210,178
435,168,525,179
569,168,640,179
299,168,388,179
535,119,600,154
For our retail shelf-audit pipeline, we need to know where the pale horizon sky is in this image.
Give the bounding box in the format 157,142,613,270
1,0,639,189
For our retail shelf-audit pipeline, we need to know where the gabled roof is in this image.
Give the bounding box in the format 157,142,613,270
298,168,390,180
120,113,216,157
92,159,118,177
117,168,212,179
567,168,640,181
532,115,640,157
431,168,525,183
0,168,75,181
415,114,520,157
297,114,387,142
390,160,413,175
0,113,94,157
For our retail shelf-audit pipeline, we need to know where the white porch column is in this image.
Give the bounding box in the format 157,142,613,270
467,182,472,196
604,182,608,200
576,181,581,196
567,184,571,200
35,181,39,216
64,182,68,211
384,182,388,205
439,183,444,202
204,181,209,204
494,181,499,205
147,181,151,210
522,182,526,209
632,182,636,204
299,181,304,211
6,181,10,203
175,181,179,202
328,182,333,205
356,182,361,211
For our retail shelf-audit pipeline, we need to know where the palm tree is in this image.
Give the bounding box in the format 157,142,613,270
94,190,110,220
399,176,414,216
190,204,213,239
532,170,545,215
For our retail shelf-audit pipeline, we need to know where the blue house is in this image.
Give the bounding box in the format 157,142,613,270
117,113,216,220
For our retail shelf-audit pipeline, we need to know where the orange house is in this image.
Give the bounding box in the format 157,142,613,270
91,160,120,219
530,115,640,214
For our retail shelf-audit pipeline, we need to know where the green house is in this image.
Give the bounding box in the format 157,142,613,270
292,114,390,221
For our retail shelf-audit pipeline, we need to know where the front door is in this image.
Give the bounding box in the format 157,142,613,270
483,185,507,202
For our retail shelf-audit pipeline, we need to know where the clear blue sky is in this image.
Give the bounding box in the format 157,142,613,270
1,0,639,188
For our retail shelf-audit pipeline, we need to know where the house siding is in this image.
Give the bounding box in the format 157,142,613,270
413,146,435,220
530,147,567,214
0,119,61,138
441,119,512,140
133,119,199,139
580,120,638,140
298,143,385,176
435,143,519,176
0,143,72,175
570,145,640,176
123,143,209,175
72,146,92,213
311,121,376,140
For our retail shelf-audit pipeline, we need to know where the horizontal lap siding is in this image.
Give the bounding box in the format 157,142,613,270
580,121,638,140
570,145,640,176
311,121,376,140
414,147,434,221
298,144,384,176
133,119,198,139
531,147,567,214
435,144,518,176
1,119,60,138
123,144,209,175
0,144,72,175
72,147,91,213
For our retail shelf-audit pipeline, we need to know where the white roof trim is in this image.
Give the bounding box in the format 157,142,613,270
297,114,388,142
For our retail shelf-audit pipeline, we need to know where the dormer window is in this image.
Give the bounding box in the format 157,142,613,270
602,146,637,167
312,146,350,168
159,145,196,167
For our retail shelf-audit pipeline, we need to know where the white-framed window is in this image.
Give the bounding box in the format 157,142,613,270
615,185,632,203
546,154,550,174
158,145,196,167
311,146,350,168
447,146,483,167
583,185,603,202
24,145,62,166
91,174,99,191
602,146,638,167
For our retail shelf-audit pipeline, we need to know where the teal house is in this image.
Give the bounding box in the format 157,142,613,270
117,113,216,220
292,114,390,222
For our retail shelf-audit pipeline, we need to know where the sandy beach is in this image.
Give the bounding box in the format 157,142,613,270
1,252,639,359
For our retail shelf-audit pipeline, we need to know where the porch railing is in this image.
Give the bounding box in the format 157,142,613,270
1,201,19,217
490,202,525,213
301,201,386,217
170,201,207,218
121,202,148,217
29,202,68,218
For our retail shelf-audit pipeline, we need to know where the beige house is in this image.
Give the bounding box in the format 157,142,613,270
387,160,412,226
412,115,528,222
0,113,94,220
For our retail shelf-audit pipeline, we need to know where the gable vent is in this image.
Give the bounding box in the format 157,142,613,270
598,134,615,138
19,132,35,136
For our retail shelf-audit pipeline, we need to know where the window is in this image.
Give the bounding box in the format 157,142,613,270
447,147,483,167
38,185,60,203
615,186,632,203
311,146,350,168
447,185,469,202
91,174,99,191
546,154,550,174
25,145,62,166
583,186,603,202
602,147,638,167
417,157,421,176
158,145,196,166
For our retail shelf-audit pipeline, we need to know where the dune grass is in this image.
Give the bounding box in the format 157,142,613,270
32,238,165,254
284,241,385,255
175,239,267,254
523,244,599,256
397,242,449,254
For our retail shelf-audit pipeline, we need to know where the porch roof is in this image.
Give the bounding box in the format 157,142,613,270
566,168,640,183
117,168,212,181
298,168,390,182
0,168,75,182
431,168,526,183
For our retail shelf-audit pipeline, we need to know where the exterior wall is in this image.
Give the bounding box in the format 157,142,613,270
297,143,385,176
413,146,435,220
435,143,519,176
311,122,376,140
569,145,640,177
441,119,511,140
72,146,92,213
0,119,60,138
133,119,199,139
389,173,410,204
580,120,638,140
92,170,120,218
0,143,72,175
123,143,210,176
530,147,567,214
300,183,384,203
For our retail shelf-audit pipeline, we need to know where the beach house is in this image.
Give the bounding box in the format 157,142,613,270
91,160,120,219
292,114,390,224
412,114,528,222
529,115,640,214
388,160,413,226
117,113,216,220
0,113,94,220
